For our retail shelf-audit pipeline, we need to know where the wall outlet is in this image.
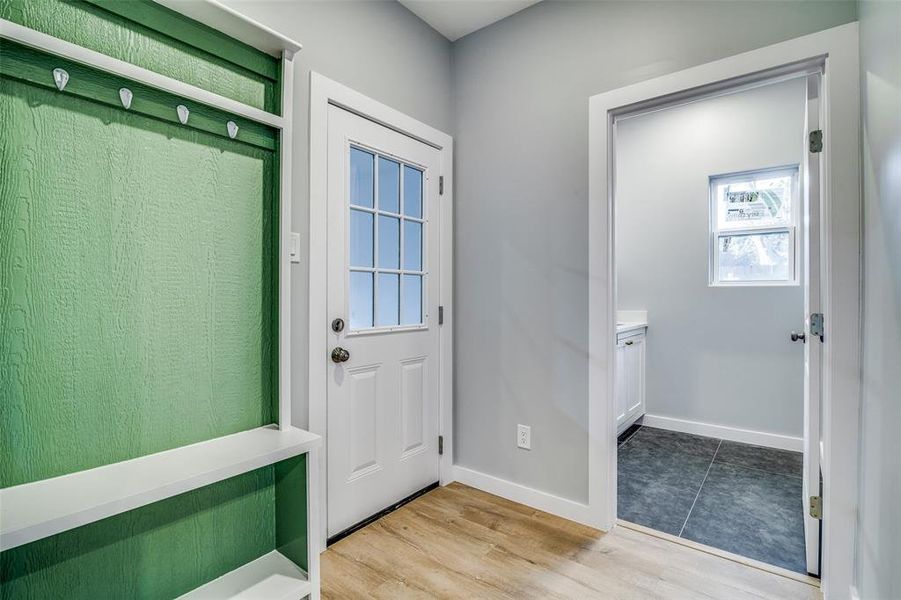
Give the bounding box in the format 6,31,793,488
517,424,531,450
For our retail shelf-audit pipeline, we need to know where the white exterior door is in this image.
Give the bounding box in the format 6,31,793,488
326,105,441,538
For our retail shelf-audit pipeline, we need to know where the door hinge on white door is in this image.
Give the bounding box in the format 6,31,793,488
811,312,824,342
809,130,823,153
438,435,444,455
439,175,444,196
809,495,823,519
438,305,444,325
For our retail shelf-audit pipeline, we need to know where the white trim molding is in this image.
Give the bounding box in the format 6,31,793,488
153,0,302,58
639,415,803,452
308,72,454,550
589,23,860,600
452,466,596,528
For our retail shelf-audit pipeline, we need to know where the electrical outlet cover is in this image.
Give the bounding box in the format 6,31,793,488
517,424,531,450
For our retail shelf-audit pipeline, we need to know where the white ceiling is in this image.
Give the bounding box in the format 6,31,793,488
399,0,541,42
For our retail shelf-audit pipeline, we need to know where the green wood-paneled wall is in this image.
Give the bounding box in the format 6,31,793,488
0,2,303,598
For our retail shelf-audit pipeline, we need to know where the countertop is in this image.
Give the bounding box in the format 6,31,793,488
616,321,648,335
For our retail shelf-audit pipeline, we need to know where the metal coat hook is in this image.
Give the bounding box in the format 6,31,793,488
119,88,133,110
176,104,189,125
52,68,69,91
226,121,239,139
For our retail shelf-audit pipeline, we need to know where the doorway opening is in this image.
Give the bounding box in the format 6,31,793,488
611,72,821,576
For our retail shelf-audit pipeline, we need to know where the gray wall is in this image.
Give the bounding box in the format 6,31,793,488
452,1,856,502
219,0,453,428
856,1,901,598
617,78,806,438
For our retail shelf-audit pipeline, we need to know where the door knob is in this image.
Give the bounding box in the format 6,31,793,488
331,347,350,363
791,331,806,343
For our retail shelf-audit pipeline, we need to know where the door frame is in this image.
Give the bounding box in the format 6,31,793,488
588,23,859,598
308,72,454,549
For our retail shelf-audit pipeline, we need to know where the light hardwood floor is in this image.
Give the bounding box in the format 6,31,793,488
321,482,821,599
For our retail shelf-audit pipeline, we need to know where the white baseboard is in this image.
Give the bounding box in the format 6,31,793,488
451,465,599,529
640,414,803,452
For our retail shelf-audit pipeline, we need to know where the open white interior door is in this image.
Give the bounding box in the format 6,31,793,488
802,71,824,577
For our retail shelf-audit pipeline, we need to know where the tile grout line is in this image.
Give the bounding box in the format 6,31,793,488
678,438,722,538
714,459,804,480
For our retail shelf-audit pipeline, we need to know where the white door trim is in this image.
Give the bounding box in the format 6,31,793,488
589,23,859,599
309,72,454,549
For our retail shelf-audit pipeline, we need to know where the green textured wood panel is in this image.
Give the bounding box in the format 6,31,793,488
0,75,278,487
0,0,275,112
0,466,276,600
275,454,308,570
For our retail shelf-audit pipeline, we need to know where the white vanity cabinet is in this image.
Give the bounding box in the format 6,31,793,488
615,328,646,434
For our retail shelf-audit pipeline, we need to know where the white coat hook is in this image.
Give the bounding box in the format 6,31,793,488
176,104,189,125
119,88,133,110
226,121,239,139
52,68,69,91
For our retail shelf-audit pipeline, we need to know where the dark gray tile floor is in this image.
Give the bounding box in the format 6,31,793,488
617,425,807,574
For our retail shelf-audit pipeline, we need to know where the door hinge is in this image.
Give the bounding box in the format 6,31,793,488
809,495,823,520
438,435,444,455
438,305,444,325
439,175,444,196
809,130,823,153
810,312,825,342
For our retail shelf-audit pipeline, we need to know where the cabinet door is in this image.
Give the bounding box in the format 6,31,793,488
615,342,628,427
623,336,645,419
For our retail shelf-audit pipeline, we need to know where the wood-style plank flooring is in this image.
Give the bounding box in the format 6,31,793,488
321,483,821,599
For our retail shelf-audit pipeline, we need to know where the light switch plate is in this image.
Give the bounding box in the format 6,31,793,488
289,232,301,263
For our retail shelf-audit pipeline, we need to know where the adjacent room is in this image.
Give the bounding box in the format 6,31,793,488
1,1,898,599
614,77,811,574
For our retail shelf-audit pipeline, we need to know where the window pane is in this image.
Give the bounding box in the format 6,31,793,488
401,275,422,325
378,156,400,213
350,272,373,329
350,147,374,208
718,231,791,282
377,273,399,326
378,215,400,269
715,171,794,230
403,220,422,271
349,209,374,267
403,165,423,218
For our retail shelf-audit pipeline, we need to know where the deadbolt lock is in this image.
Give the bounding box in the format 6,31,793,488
331,318,345,333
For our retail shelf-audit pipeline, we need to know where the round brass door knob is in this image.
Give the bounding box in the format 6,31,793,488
331,347,350,363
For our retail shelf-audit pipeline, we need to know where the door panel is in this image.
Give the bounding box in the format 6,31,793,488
401,358,427,456
326,105,441,537
802,71,823,576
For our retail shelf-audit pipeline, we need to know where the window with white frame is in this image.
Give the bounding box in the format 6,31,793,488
709,166,799,285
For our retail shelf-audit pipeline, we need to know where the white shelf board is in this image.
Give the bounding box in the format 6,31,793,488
154,0,302,59
0,425,320,551
179,550,311,600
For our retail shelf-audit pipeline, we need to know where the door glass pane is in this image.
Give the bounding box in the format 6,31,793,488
401,275,422,325
403,165,422,218
378,215,400,269
403,220,422,271
378,157,400,213
350,271,373,329
377,273,399,326
350,209,374,267
718,231,791,282
350,147,374,208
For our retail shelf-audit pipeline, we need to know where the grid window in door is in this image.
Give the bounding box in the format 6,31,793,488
709,166,799,285
349,146,425,330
